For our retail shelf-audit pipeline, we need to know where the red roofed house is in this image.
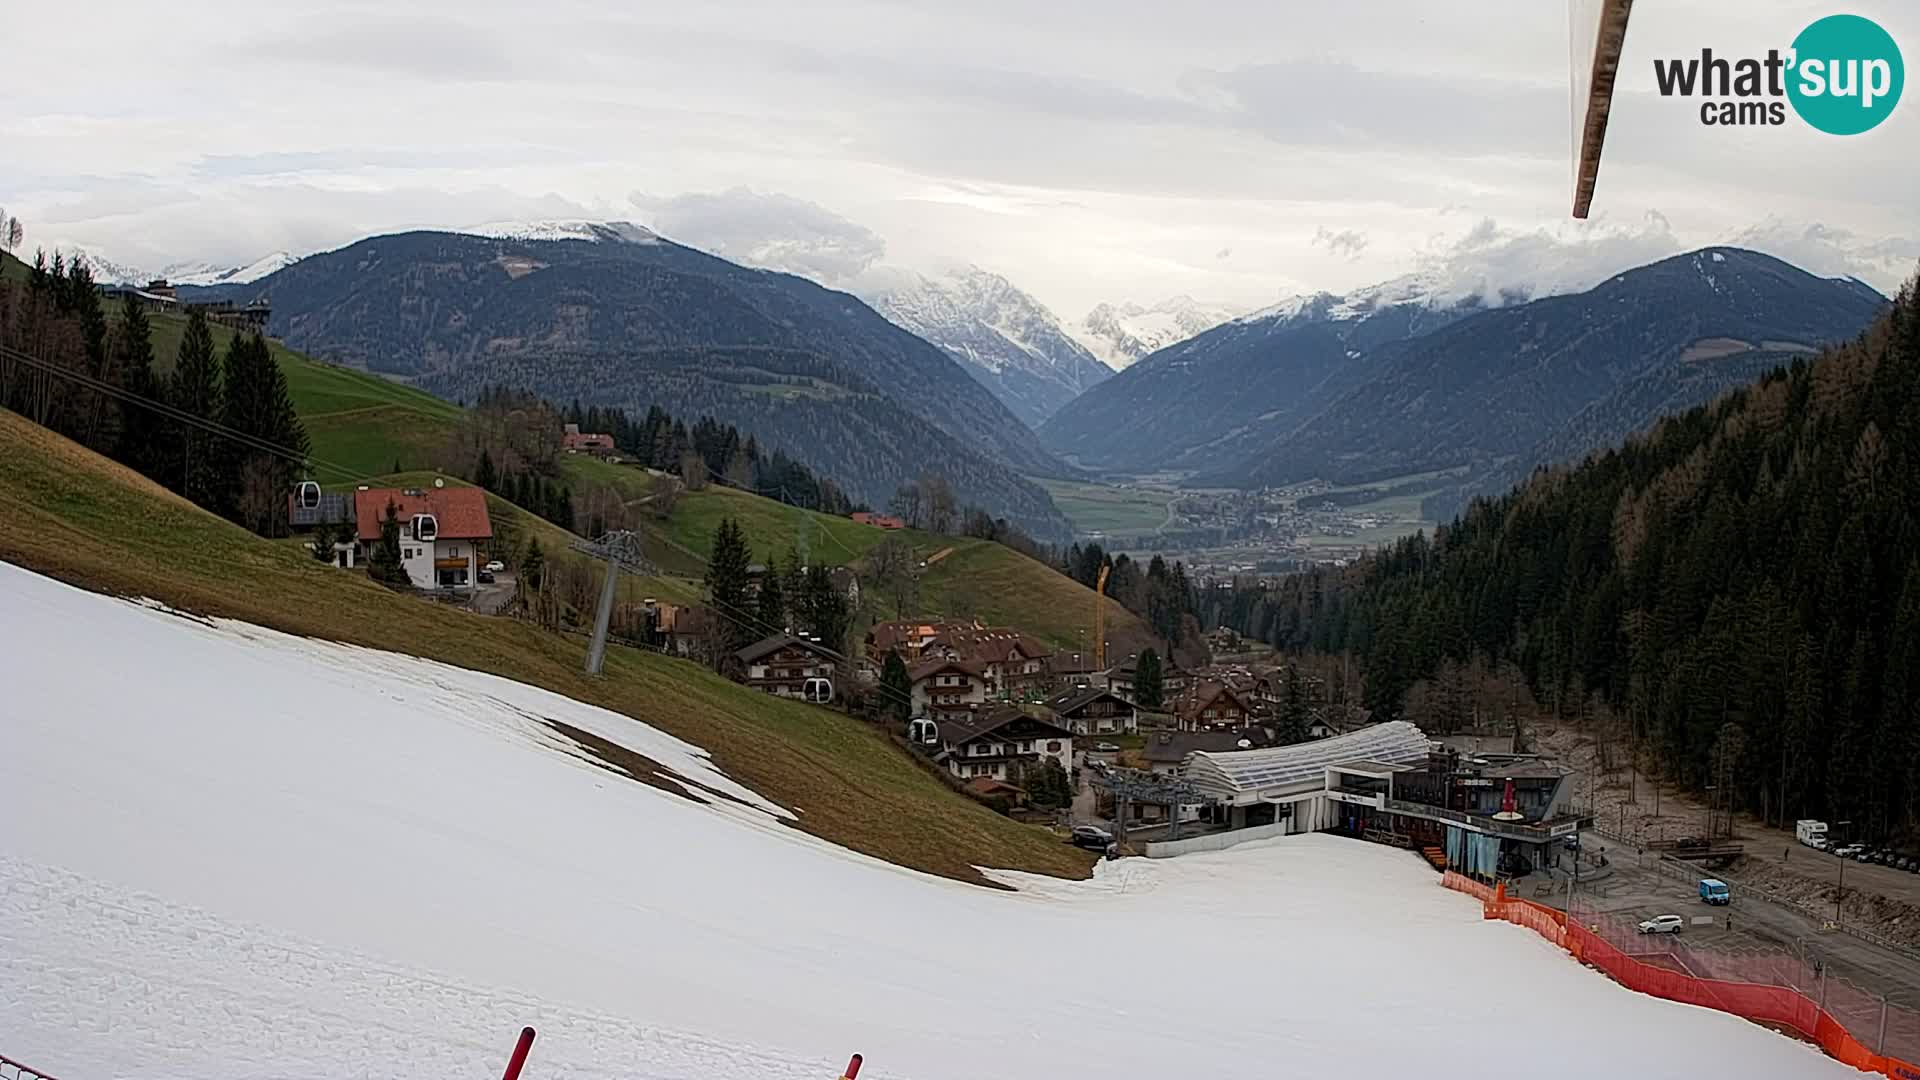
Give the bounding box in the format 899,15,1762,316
562,423,615,454
919,626,1053,698
353,485,493,590
850,511,905,530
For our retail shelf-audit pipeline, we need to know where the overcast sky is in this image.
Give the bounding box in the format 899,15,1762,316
5,0,1916,317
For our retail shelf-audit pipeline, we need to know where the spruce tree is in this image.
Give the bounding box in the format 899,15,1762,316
704,517,754,655
881,649,913,723
475,449,498,492
111,292,165,479
366,500,411,588
1135,648,1164,709
169,309,221,507
801,563,851,654
521,537,546,593
757,553,787,634
1280,664,1310,744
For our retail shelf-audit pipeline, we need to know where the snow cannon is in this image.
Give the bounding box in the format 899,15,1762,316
839,1053,864,1080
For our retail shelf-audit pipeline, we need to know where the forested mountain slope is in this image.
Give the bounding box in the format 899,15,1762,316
1225,272,1920,836
194,228,1073,538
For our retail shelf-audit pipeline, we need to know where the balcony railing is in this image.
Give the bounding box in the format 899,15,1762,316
1382,798,1590,842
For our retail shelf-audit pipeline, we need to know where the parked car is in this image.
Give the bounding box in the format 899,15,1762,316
1898,857,1914,872
1069,825,1113,850
485,559,506,573
1639,914,1685,935
1857,848,1878,863
1094,742,1121,753
477,569,495,584
1835,843,1865,859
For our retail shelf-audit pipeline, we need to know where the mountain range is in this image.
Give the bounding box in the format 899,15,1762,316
860,265,1111,429
1066,296,1239,370
1044,249,1886,508
69,248,294,288
187,222,1076,539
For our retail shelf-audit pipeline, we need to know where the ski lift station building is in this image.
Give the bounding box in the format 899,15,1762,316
1179,721,1589,872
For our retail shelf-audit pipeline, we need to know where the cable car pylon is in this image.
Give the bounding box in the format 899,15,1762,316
571,530,658,676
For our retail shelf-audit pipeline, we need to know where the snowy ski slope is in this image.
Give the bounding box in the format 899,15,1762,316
0,563,1851,1079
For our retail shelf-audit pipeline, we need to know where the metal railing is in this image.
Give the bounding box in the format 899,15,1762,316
1383,797,1586,843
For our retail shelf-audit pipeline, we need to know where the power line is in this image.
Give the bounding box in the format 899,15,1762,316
0,342,375,486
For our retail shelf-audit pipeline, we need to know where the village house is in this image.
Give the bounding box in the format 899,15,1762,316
353,485,492,590
288,489,358,567
1051,651,1106,689
561,423,616,454
919,626,1052,698
936,705,1074,783
866,619,973,665
1044,686,1137,736
849,511,905,530
910,658,990,721
1106,660,1191,705
1172,679,1259,733
827,567,861,610
734,634,842,699
647,603,710,659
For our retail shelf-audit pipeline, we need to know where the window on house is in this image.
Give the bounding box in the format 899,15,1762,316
1047,741,1062,753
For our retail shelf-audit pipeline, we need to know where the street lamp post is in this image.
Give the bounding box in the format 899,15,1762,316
1834,819,1853,929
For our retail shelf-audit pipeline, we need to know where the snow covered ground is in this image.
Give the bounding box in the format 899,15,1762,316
0,562,1852,1079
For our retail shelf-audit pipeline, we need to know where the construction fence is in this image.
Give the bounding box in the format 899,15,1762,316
1442,871,1920,1078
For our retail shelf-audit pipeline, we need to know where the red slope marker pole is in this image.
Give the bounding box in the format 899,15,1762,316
839,1053,863,1079
502,1027,537,1080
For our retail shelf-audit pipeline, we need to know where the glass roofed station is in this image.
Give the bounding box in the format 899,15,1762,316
1180,721,1592,876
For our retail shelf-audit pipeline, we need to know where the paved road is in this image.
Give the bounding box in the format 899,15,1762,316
1537,848,1920,1009
470,571,516,616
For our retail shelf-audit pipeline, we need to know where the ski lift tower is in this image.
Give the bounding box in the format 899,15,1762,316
571,529,658,677
1091,767,1217,846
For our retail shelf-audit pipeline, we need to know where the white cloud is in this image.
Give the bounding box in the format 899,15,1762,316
631,188,886,285
1,0,1913,314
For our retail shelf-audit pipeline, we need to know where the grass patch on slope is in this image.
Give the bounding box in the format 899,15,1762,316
0,408,1091,884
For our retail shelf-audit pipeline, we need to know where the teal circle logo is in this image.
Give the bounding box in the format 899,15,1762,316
1788,14,1904,135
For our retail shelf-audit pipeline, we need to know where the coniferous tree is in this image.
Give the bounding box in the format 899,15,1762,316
881,649,913,723
475,448,498,492
168,309,221,506
705,517,755,656
799,563,851,654
1280,665,1310,744
1135,648,1165,709
111,292,165,479
757,552,787,633
366,500,412,588
521,536,546,594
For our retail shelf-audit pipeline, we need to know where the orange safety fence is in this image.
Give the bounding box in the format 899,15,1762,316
1443,877,1920,1079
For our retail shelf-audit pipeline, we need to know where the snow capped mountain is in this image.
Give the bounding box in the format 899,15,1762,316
461,220,661,245
59,248,297,288
162,252,297,287
1068,297,1240,370
60,248,148,286
861,264,1110,429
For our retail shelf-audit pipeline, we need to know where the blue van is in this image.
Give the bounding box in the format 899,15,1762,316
1699,878,1730,905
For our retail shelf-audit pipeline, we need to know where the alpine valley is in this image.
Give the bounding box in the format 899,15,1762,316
187,223,1078,539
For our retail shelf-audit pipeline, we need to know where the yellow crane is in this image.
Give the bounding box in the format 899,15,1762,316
1093,563,1110,670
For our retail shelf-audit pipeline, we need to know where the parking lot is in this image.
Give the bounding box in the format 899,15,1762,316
1521,846,1920,1009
